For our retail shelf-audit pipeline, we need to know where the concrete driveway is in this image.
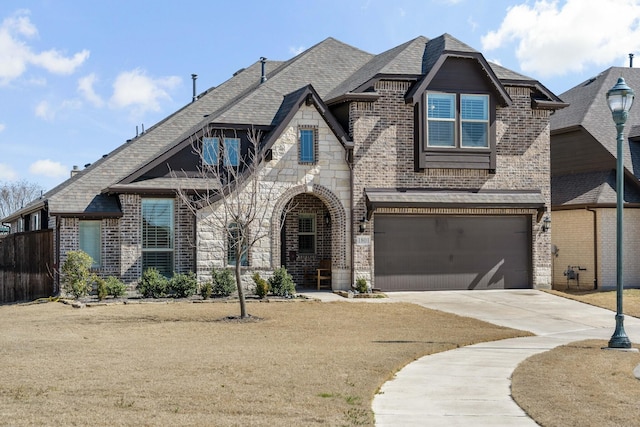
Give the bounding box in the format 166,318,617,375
370,290,640,426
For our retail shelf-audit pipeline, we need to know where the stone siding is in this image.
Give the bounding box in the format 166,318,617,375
196,104,352,290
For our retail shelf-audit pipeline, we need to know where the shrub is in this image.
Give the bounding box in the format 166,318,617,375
211,268,236,297
200,281,213,300
268,267,295,297
355,277,369,293
252,272,269,299
105,276,127,298
61,250,95,299
96,276,108,300
169,272,198,298
137,268,168,298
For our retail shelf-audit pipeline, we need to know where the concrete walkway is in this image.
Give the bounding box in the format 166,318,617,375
301,289,640,426
373,290,640,426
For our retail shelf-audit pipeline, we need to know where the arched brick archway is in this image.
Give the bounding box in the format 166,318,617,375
270,184,348,271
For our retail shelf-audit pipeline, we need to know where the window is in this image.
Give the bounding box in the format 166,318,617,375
461,95,489,148
298,214,316,254
223,137,240,167
299,128,317,163
227,222,248,266
30,212,40,231
203,137,219,165
142,199,174,277
426,93,489,149
79,220,101,268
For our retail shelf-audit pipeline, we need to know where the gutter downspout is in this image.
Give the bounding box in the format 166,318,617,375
55,216,61,295
586,207,598,289
347,147,355,289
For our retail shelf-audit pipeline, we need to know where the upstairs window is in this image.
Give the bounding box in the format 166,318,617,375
426,93,489,149
461,95,489,148
299,127,317,163
203,137,219,165
223,137,240,167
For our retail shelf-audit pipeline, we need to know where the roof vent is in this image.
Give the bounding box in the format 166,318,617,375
260,57,267,83
191,74,198,102
630,53,634,68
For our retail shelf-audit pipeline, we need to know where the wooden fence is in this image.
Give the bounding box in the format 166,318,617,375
0,230,54,303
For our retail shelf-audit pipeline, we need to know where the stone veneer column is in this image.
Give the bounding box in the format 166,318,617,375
119,194,141,284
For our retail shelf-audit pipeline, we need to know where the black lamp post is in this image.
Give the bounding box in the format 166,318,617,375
606,77,634,349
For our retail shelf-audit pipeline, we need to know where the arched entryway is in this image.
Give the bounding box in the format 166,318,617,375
271,184,348,290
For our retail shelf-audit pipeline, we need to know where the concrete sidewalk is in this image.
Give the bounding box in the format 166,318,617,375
371,290,640,426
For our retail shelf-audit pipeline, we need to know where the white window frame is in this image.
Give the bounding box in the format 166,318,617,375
426,92,489,149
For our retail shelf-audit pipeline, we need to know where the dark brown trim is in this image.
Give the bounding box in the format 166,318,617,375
351,74,421,94
532,99,570,110
551,203,640,211
325,92,381,106
406,53,512,107
262,84,353,151
51,212,124,219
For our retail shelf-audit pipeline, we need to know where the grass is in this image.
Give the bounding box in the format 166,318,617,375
0,299,527,426
513,289,640,427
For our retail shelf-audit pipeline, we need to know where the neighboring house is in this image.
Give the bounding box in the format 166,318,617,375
2,34,566,292
551,66,640,290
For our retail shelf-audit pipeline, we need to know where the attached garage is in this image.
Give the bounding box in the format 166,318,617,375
373,215,531,291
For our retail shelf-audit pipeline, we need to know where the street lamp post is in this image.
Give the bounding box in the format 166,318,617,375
606,77,634,349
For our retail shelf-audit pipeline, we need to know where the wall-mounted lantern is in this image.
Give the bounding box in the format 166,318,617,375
359,216,368,233
542,215,551,232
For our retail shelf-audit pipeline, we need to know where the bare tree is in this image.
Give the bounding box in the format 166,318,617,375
0,180,44,219
174,126,288,318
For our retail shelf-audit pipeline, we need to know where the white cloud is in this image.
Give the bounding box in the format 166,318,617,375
78,73,104,107
482,0,640,77
35,98,81,121
30,48,90,75
28,159,68,178
109,68,181,116
289,46,305,56
0,163,17,180
0,10,89,85
0,123,5,132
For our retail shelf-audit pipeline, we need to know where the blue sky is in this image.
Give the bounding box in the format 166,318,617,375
1,0,640,191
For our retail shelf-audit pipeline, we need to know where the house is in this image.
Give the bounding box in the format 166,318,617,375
551,66,640,290
2,34,566,293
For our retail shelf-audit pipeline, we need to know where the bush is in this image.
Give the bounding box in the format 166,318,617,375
268,267,295,297
105,276,127,298
211,268,236,297
96,276,108,300
137,268,168,298
169,272,198,298
200,281,213,300
61,250,95,299
355,277,369,293
252,272,269,299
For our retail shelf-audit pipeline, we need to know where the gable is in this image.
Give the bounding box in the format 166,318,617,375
427,57,501,94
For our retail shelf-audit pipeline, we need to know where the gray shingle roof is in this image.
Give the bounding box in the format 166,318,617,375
551,67,640,176
552,171,640,206
3,33,557,222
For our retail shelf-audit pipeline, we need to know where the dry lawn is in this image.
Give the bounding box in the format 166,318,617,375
0,299,526,426
513,289,640,427
546,288,640,318
512,339,640,427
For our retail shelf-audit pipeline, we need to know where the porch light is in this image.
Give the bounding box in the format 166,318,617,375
359,216,368,233
542,215,551,232
325,212,331,226
605,76,634,349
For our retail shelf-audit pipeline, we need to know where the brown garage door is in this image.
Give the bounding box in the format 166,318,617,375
374,215,531,291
